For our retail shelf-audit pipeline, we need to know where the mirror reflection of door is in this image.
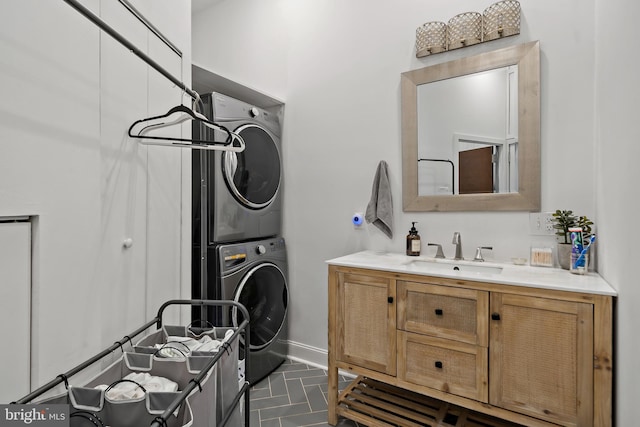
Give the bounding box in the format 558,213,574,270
416,65,518,196
459,146,493,194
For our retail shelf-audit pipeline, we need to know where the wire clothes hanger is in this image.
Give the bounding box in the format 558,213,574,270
128,104,246,152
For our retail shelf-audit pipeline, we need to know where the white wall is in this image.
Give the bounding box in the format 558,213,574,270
193,0,597,353
595,0,640,424
0,0,191,396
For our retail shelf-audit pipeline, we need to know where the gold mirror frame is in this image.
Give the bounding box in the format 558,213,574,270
401,41,540,212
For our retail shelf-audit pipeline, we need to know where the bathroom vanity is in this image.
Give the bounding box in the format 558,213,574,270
327,252,615,427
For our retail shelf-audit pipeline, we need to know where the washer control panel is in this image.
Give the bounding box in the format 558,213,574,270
219,237,287,273
221,248,247,269
211,92,281,135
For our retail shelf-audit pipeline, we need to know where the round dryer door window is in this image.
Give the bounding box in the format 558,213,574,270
232,262,288,350
223,124,281,209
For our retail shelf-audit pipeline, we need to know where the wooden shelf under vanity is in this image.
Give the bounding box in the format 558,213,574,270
338,376,524,427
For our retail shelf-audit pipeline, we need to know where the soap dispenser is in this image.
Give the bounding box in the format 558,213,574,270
406,222,421,256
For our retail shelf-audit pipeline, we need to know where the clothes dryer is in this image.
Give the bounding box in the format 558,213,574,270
192,93,282,244
200,237,289,384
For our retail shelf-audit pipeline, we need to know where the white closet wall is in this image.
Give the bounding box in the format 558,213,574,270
0,0,191,393
0,221,31,402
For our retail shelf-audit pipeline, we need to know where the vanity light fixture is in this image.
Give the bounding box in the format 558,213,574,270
447,12,483,50
483,0,521,42
416,21,448,57
414,0,521,58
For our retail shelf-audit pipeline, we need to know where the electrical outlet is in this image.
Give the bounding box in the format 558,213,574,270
529,212,556,236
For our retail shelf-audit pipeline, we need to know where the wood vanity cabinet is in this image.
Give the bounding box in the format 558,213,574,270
328,265,613,427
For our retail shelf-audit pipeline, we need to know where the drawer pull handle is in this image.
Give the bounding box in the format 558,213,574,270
491,313,501,321
435,361,443,369
388,296,394,303
435,309,443,316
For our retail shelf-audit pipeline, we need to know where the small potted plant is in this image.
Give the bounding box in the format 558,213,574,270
552,209,594,269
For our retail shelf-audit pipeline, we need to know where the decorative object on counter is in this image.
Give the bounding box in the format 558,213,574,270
530,247,553,267
414,0,521,58
569,226,584,259
406,222,421,256
415,21,448,57
483,0,521,41
365,160,393,238
551,210,594,270
571,235,596,275
570,252,589,274
447,12,483,50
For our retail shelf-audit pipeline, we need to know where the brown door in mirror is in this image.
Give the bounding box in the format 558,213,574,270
459,147,493,194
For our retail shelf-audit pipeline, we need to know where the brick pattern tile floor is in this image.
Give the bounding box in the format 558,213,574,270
249,359,359,427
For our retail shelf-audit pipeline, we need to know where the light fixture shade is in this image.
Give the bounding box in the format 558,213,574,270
483,0,521,41
447,12,483,50
416,21,447,57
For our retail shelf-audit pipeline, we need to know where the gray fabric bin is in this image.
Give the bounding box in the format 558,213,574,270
39,383,193,427
136,325,241,426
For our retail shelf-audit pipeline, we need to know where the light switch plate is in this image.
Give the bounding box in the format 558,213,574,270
529,212,555,236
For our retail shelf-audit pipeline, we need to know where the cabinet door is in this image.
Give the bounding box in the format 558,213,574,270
490,293,594,426
336,272,396,375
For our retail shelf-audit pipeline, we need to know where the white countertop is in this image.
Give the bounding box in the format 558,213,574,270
326,251,617,296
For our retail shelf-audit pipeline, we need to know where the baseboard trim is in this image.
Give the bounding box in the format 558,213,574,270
285,340,356,378
286,340,328,369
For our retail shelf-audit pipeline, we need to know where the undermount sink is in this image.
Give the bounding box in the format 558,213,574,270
404,259,503,275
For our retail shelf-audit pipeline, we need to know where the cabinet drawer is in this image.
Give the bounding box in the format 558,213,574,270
397,281,488,346
398,331,488,402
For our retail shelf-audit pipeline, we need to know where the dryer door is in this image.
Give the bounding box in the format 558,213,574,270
222,124,281,209
232,262,288,350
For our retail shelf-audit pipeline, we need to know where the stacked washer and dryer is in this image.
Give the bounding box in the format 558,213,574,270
191,93,288,385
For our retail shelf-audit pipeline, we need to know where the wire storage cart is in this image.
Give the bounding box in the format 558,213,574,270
13,299,250,427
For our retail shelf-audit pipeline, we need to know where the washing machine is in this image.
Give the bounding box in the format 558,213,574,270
214,236,289,384
192,92,282,244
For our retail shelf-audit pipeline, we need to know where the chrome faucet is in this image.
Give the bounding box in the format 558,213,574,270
452,232,463,260
427,243,446,259
473,246,493,262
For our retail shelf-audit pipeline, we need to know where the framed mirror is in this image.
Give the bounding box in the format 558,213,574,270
401,41,540,211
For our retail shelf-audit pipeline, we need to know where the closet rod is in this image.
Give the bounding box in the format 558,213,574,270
116,0,182,58
62,0,199,102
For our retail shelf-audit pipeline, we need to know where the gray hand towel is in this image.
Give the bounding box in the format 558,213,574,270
365,160,393,238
